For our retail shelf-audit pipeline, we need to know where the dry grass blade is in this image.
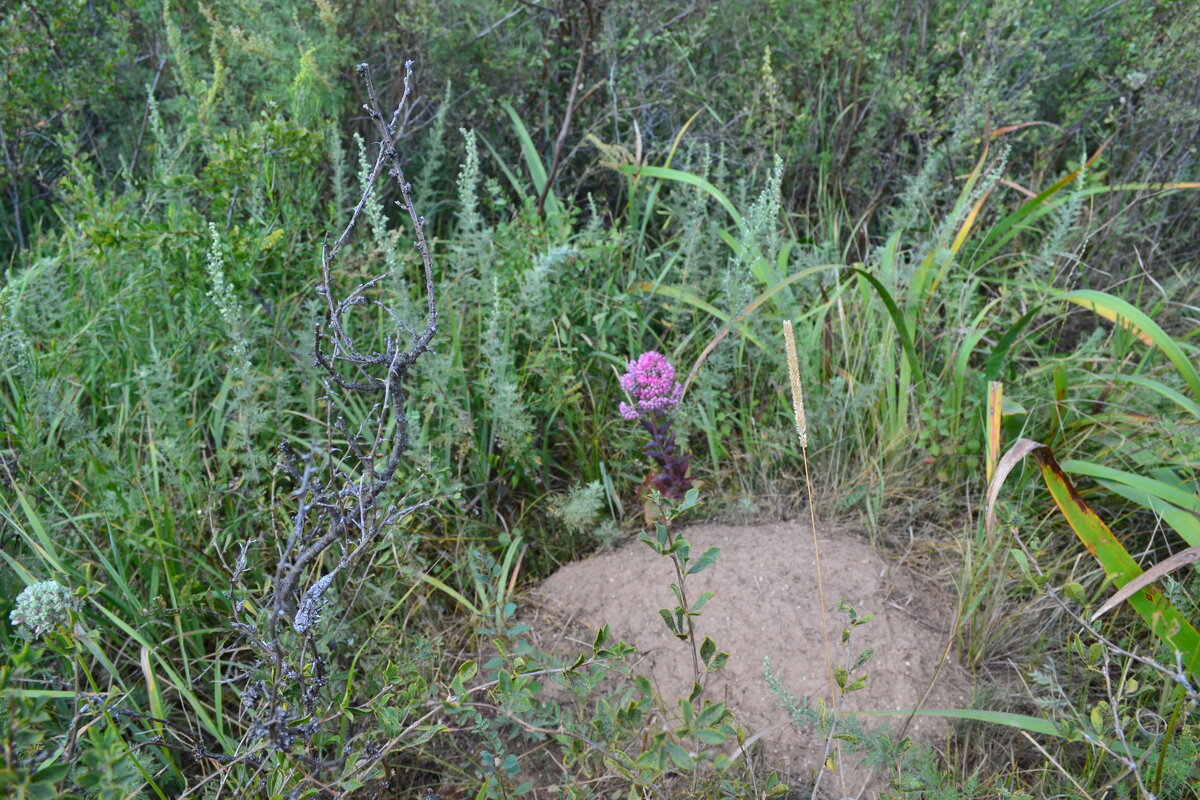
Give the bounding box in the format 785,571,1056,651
1092,546,1200,621
984,437,1043,536
986,381,1003,484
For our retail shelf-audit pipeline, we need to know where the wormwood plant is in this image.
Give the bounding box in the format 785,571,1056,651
0,62,455,799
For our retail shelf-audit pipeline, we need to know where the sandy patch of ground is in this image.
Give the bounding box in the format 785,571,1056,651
520,520,970,797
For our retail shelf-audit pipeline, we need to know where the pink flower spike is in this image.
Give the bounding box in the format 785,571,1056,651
617,351,684,420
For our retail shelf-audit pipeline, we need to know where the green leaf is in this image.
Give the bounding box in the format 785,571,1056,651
376,705,404,737
453,660,478,684
32,764,71,784
693,728,728,745
593,624,611,652
638,532,665,555
689,591,714,614
664,741,696,771
694,702,727,729
700,636,716,665
672,537,691,566
658,608,681,636
686,546,721,575
1063,582,1086,605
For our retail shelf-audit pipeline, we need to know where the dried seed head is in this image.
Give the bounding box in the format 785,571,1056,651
782,321,807,449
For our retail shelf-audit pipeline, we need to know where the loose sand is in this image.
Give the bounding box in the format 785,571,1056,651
520,520,970,797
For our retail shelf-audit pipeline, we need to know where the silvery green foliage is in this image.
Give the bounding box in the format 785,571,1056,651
551,480,605,535
205,223,266,477
358,131,400,274
356,132,416,321
483,276,533,454
416,80,452,208
453,128,491,292
518,244,577,336
10,580,74,640
1035,146,1089,279
326,119,351,220
455,129,483,235
590,518,625,550
0,282,32,381
206,223,250,371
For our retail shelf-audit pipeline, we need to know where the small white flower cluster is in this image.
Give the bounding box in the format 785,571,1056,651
10,580,74,641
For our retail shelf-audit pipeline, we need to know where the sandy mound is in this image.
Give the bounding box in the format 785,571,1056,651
522,521,970,796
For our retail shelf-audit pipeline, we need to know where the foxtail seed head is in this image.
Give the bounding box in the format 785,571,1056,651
782,321,807,449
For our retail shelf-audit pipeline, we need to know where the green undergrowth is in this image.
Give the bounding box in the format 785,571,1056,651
1,0,1199,797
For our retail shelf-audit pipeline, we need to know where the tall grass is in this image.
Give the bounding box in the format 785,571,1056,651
1,0,1199,797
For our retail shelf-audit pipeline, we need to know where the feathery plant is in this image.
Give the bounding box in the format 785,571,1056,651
0,59,448,799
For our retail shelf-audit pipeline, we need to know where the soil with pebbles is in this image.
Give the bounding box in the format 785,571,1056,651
519,520,971,797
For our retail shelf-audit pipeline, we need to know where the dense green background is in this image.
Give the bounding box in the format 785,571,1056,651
2,1,1198,797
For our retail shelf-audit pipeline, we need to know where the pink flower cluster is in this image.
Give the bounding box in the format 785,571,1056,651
618,351,684,420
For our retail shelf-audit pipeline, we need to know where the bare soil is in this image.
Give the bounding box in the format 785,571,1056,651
520,520,971,797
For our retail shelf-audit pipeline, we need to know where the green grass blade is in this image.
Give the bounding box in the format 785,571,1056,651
1037,458,1200,676
987,440,1200,678
848,267,923,384
501,101,549,194
1090,374,1200,419
5,486,66,573
971,151,1107,266
88,601,232,748
983,306,1041,380
617,164,743,228
1064,290,1200,399
857,708,1077,741
414,570,481,617
633,281,765,350
1093,479,1200,548
1060,460,1200,515
499,102,564,218
476,130,530,202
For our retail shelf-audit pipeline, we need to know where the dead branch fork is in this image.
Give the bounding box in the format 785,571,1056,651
272,60,438,620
